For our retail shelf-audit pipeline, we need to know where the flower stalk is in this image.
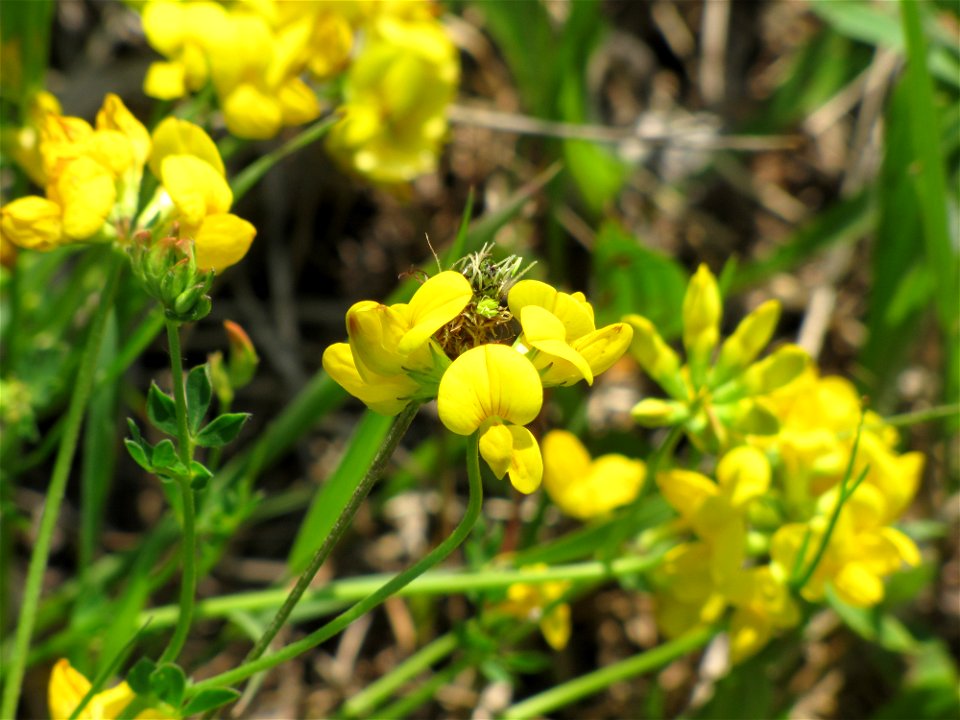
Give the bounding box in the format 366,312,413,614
243,401,420,664
157,318,199,665
184,431,486,699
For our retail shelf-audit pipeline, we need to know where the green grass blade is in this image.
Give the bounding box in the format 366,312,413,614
287,410,394,572
80,309,119,573
899,0,957,335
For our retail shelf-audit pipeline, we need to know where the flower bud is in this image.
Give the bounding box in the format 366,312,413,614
713,300,781,385
682,264,721,370
224,320,259,389
129,225,214,322
631,397,689,427
623,314,687,400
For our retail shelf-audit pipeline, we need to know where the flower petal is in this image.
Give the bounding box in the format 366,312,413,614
322,342,417,416
437,344,542,435
504,424,543,494
1,196,62,250
161,154,233,225
717,445,770,508
520,305,594,385
149,117,224,179
194,213,256,272
398,271,472,354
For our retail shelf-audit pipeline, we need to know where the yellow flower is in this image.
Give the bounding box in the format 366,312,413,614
324,270,473,414
322,342,421,415
146,118,255,272
4,90,62,186
627,264,810,452
141,1,225,99
771,486,921,608
652,543,798,664
48,659,168,719
437,344,543,493
347,271,473,379
1,94,149,251
496,564,571,651
759,366,924,518
542,429,644,519
508,280,633,387
724,566,800,663
326,11,458,182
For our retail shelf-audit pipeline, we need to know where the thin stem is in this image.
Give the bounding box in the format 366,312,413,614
139,554,664,629
230,114,338,201
1,249,123,720
157,319,198,665
185,431,485,699
792,413,867,592
243,402,420,664
501,625,716,719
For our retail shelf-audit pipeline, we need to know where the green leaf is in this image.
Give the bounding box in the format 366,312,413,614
124,439,152,473
147,382,178,436
195,413,250,448
190,461,214,491
182,688,241,716
150,439,184,477
592,221,688,335
827,586,920,653
150,663,186,708
81,309,119,570
186,365,212,434
126,658,157,695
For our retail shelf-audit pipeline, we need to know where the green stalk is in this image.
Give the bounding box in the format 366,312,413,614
340,633,459,718
0,249,123,720
157,319,198,665
501,625,716,719
139,553,665,629
243,402,420,664
185,432,485,698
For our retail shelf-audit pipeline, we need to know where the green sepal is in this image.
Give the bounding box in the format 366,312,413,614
186,365,212,434
195,413,250,448
147,382,178,436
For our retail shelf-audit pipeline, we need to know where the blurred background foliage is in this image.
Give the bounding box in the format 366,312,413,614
1,0,957,718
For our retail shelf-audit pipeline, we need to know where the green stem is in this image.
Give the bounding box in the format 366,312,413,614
157,319,198,665
139,553,664,629
0,249,123,720
340,633,459,718
185,431,485,698
501,625,716,719
243,403,419,664
792,414,867,592
230,114,338,201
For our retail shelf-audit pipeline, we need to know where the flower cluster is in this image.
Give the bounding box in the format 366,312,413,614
324,247,633,494
763,368,924,608
139,0,459,182
0,94,255,281
629,271,924,662
628,264,809,453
